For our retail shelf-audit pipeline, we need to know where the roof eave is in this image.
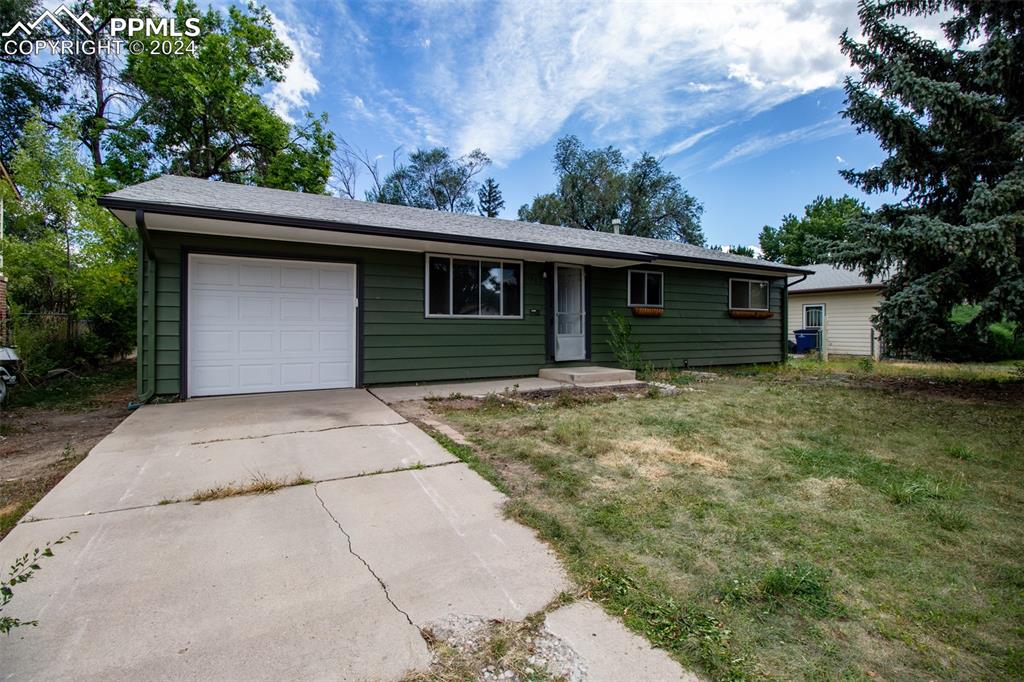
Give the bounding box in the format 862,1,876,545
651,252,812,276
98,195,658,263
789,284,885,295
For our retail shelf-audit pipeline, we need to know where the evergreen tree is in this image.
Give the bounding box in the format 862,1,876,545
833,1,1024,357
477,177,505,217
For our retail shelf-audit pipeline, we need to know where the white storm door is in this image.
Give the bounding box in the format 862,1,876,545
554,265,586,361
188,254,356,397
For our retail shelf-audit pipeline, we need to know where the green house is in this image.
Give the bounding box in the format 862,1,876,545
99,176,808,399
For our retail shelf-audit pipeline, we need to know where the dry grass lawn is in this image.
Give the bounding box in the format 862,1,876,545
425,365,1024,680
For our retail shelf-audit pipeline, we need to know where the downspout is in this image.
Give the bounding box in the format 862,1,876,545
783,274,808,363
132,209,157,406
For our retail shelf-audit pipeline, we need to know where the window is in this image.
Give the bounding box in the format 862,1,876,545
628,270,664,307
426,255,523,318
803,304,824,328
729,278,769,311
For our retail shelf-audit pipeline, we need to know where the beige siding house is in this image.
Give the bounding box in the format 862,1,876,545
788,264,885,357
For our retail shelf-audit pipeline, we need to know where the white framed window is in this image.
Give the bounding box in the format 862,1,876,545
803,304,825,328
425,254,523,318
729,278,769,311
628,270,664,307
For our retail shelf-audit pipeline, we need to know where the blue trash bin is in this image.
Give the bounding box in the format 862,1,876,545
794,329,819,353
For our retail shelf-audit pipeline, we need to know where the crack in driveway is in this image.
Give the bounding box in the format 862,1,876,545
188,420,409,446
312,482,425,637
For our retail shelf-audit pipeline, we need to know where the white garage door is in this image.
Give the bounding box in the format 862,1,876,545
187,254,356,397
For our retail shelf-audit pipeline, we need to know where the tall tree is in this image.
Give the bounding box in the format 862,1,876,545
518,135,705,245
0,0,67,163
477,177,504,217
833,0,1024,357
58,0,153,179
372,147,490,212
123,1,334,192
2,115,135,356
760,195,867,265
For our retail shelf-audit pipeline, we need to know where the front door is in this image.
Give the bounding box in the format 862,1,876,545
554,265,586,361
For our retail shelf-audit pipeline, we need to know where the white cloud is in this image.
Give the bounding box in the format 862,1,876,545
435,0,860,162
836,154,846,163
710,119,849,170
265,10,320,123
661,124,728,158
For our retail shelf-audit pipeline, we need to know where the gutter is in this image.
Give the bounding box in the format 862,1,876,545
97,196,658,264
782,273,809,361
131,209,157,406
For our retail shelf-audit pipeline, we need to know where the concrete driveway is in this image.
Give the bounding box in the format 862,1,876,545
0,390,569,680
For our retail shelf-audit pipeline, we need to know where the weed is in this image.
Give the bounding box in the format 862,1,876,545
188,472,310,502
856,356,875,374
606,311,644,371
924,503,971,532
948,444,977,461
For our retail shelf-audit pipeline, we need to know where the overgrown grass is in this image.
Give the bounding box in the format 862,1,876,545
7,360,136,410
433,373,1024,680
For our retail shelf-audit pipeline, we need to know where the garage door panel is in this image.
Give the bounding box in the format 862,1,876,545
188,255,356,397
281,266,316,289
193,330,234,355
280,363,315,387
238,263,276,287
319,268,353,291
193,294,236,321
319,362,352,384
238,364,279,390
193,262,236,286
280,297,314,322
238,330,275,354
319,298,353,323
281,330,315,353
190,364,235,394
238,296,275,322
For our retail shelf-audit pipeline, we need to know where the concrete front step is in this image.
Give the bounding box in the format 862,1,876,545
538,366,637,385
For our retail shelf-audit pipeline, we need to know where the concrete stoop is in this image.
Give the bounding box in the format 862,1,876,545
538,366,637,385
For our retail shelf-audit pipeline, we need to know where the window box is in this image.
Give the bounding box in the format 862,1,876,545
631,306,664,317
728,309,774,319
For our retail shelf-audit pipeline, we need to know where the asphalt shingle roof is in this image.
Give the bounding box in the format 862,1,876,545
100,175,808,275
788,263,886,292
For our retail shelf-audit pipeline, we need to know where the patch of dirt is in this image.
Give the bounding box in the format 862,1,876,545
795,476,852,501
0,404,131,482
864,376,1024,404
600,437,729,476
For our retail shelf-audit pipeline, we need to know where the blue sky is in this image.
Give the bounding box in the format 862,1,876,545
256,0,903,248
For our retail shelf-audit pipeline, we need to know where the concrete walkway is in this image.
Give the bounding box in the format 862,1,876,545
1,388,694,681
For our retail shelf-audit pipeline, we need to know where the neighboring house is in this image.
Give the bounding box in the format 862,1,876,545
98,175,809,399
787,263,886,357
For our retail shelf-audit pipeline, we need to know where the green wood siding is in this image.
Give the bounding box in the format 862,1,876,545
139,231,785,396
590,266,785,367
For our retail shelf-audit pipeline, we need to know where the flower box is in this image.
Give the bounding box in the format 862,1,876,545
728,309,774,319
631,306,664,317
